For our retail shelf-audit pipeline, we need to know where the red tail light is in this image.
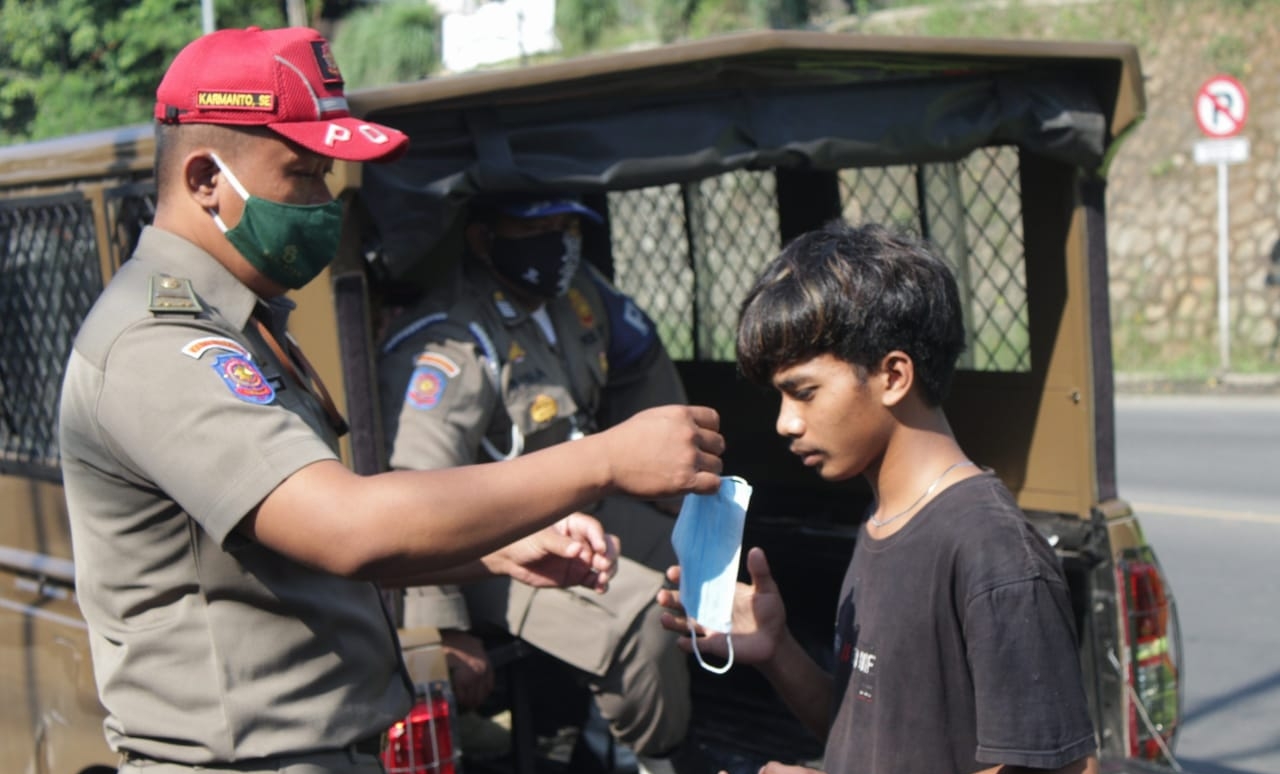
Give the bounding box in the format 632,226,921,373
1117,550,1180,762
382,681,459,774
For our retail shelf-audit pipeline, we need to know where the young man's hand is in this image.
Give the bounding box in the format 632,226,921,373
657,547,787,666
486,512,619,591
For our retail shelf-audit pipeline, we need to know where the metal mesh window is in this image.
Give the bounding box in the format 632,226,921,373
0,193,104,479
608,184,695,359
608,170,779,362
923,147,1029,372
840,148,1030,372
105,182,158,269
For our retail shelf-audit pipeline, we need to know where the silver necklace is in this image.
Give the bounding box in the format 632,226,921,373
869,460,976,528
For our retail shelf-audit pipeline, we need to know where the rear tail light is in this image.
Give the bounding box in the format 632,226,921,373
382,680,460,774
1117,549,1181,762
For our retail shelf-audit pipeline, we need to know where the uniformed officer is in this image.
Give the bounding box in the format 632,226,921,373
378,195,704,774
58,27,724,774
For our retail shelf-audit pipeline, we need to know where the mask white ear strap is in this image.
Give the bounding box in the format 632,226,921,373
207,151,251,200
688,623,734,675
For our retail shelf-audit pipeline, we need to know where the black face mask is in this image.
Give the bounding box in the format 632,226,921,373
487,230,582,299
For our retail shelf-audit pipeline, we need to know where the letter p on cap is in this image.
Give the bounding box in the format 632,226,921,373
324,123,352,147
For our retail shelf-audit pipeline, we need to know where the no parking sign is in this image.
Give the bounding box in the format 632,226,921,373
1191,74,1250,374
1195,74,1249,138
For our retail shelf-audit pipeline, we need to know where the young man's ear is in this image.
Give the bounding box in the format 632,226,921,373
877,350,914,407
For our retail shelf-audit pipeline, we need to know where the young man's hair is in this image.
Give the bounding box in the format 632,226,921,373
736,220,966,406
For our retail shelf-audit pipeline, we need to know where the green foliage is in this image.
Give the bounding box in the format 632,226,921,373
652,0,699,42
0,0,285,144
1205,34,1248,79
329,1,440,89
557,0,621,54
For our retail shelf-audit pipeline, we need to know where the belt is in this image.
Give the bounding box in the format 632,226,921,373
122,735,384,769
350,734,384,756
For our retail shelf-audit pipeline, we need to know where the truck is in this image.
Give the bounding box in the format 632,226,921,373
0,29,1181,774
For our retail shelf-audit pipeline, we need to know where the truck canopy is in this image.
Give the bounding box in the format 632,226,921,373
351,30,1144,277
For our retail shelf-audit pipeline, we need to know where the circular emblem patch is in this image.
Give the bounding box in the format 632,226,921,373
529,394,558,424
212,353,275,404
406,365,448,410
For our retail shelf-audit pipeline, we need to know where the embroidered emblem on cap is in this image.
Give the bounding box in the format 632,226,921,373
182,336,250,360
311,40,343,84
567,289,595,329
508,341,526,363
415,352,460,376
406,365,448,410
212,353,275,404
529,394,558,424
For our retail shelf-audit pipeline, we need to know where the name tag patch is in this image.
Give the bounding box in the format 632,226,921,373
415,352,460,376
182,336,250,360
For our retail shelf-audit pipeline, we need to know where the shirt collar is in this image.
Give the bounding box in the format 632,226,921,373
132,226,278,331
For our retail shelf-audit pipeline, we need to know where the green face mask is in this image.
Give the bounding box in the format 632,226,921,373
208,152,343,290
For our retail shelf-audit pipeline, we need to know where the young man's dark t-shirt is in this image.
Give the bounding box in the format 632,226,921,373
825,473,1096,774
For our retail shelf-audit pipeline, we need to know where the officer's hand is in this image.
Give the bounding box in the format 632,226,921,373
441,630,494,709
490,513,619,592
758,763,825,774
657,547,787,667
598,405,724,498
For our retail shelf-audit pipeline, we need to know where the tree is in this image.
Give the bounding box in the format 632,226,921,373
0,0,285,145
329,0,440,89
557,0,621,54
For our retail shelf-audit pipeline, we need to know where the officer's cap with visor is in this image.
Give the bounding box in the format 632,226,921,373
155,26,409,163
473,194,605,225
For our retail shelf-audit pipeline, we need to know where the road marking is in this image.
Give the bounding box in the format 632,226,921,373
1130,501,1280,525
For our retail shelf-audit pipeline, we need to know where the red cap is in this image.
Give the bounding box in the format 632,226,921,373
155,26,408,163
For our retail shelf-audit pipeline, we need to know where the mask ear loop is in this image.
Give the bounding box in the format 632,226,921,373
206,151,251,232
688,622,734,675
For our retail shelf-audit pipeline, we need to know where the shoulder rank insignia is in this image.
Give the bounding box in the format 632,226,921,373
149,274,203,315
211,352,275,404
493,291,519,321
508,340,526,363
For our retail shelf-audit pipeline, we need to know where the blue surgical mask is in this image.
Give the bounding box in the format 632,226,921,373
670,475,752,674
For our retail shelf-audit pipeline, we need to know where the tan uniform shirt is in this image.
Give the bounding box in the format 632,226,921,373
59,227,411,763
379,260,686,671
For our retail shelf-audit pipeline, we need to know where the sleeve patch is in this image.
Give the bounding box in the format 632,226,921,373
406,365,449,410
212,353,276,404
182,336,250,360
414,352,461,376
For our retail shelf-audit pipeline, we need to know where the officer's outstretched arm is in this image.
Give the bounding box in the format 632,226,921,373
244,404,723,583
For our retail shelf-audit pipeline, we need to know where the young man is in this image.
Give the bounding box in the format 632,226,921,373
58,27,723,772
378,194,702,774
659,222,1097,774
